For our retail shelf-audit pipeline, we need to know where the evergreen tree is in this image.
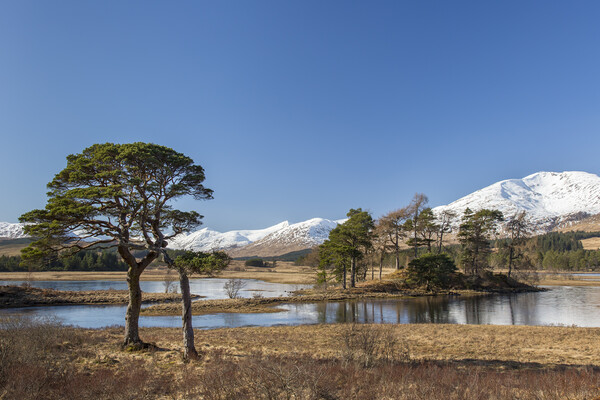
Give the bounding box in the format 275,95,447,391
318,235,350,288
318,208,374,288
500,211,533,278
458,208,504,275
404,193,429,258
20,142,212,348
406,253,457,291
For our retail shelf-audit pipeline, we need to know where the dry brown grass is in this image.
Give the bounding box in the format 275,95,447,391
3,319,600,399
581,237,600,250
174,324,600,367
537,271,600,286
0,241,28,256
220,261,318,284
0,262,321,284
0,262,401,285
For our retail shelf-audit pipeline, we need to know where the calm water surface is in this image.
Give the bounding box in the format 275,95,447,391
1,281,599,329
0,278,307,300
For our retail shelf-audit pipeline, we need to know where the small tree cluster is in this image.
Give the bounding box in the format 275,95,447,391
319,208,374,289
406,253,457,291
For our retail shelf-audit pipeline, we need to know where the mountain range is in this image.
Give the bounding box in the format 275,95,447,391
170,218,344,257
2,171,600,256
432,171,600,232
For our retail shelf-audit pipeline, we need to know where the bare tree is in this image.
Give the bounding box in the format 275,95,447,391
373,220,393,279
224,278,247,299
378,208,409,270
435,209,456,254
163,269,177,293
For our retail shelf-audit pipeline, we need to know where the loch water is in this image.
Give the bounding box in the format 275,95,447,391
1,280,598,329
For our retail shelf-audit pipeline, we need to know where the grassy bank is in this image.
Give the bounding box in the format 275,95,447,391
0,285,198,308
0,261,319,284
142,290,412,316
3,262,600,287
2,319,600,399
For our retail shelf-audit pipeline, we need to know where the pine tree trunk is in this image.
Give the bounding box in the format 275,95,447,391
119,246,157,349
123,267,143,347
342,266,347,289
179,269,198,360
395,233,400,270
379,256,383,280
350,257,356,288
508,247,514,278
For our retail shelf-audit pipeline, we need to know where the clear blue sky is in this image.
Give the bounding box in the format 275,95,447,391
1,1,599,231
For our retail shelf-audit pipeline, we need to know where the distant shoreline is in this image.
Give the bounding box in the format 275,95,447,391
0,264,598,287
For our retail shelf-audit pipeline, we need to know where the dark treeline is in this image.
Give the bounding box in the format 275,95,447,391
534,231,600,252
536,249,600,271
0,249,128,272
488,231,600,271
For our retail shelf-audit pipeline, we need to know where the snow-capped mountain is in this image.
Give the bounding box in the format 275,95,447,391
433,171,600,232
0,222,27,239
227,218,344,257
169,221,290,252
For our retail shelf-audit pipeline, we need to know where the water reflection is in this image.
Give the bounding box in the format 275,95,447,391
3,285,600,329
279,286,600,327
0,279,308,300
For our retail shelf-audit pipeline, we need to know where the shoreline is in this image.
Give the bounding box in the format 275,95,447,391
2,266,600,286
142,286,536,316
0,285,200,308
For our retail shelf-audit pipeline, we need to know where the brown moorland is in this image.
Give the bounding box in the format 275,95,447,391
2,319,600,399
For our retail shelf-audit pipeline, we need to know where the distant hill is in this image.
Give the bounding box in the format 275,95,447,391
0,238,34,256
556,212,600,233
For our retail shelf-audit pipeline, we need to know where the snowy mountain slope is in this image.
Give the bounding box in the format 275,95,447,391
227,218,343,257
433,171,600,231
0,222,27,239
169,221,290,252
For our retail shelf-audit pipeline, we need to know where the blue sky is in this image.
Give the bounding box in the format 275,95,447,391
1,1,599,231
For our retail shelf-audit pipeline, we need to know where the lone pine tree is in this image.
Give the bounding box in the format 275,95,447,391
20,142,213,348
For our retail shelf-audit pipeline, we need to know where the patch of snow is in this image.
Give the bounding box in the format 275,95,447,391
169,218,343,253
433,171,600,231
252,218,342,248
0,222,27,239
169,221,290,252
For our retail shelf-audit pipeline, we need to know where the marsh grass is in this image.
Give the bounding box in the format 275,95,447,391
2,319,600,399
